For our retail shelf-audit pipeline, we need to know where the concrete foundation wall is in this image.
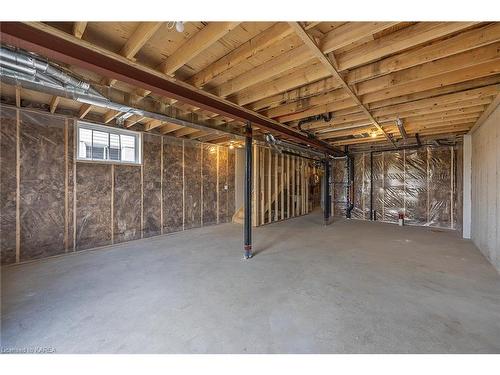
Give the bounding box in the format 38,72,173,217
0,107,236,265
471,105,500,273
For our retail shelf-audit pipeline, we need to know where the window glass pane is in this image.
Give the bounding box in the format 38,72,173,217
77,123,140,164
120,134,135,162
79,128,92,159
109,133,120,161
92,130,108,160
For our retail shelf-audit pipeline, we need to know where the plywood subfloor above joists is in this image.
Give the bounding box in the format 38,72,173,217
1,21,499,149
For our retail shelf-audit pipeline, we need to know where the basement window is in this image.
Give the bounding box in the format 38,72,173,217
77,122,142,164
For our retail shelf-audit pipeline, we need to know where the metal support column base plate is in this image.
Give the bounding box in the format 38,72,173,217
244,246,253,259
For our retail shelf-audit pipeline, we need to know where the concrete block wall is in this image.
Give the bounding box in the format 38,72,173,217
471,105,500,273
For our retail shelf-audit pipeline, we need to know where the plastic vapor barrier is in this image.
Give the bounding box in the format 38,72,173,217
332,145,462,229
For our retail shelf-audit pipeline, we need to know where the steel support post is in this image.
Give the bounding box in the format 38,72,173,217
244,122,253,259
323,159,331,225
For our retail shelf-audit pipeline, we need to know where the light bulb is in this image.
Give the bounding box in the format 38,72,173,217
370,131,377,138
175,21,184,33
229,144,234,150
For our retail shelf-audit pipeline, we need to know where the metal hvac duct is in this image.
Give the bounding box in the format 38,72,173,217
0,47,96,93
1,66,108,102
265,133,327,160
396,117,408,140
265,133,347,160
0,47,238,138
0,65,136,114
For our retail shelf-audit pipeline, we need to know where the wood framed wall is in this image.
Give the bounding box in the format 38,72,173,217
251,145,315,227
0,106,236,265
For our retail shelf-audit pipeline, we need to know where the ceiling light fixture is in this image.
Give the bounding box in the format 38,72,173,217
166,21,185,33
175,21,185,33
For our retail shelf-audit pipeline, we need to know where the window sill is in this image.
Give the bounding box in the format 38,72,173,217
76,159,142,167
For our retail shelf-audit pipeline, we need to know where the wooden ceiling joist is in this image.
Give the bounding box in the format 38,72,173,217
72,22,87,39
100,22,163,121
302,87,495,137
268,72,499,126
315,111,483,140
371,84,499,118
256,24,493,124
264,88,350,119
172,127,199,138
300,111,369,131
121,22,163,60
78,103,92,119
277,98,358,123
124,114,145,128
374,97,494,124
356,43,500,96
237,43,500,128
198,133,227,143
469,92,500,133
214,45,313,98
103,109,121,124
2,21,499,148
144,119,163,131
331,123,474,146
248,76,342,112
362,60,500,104
288,22,396,146
133,22,240,106
104,22,163,88
159,122,184,134
161,22,240,77
187,130,208,139
336,22,478,71
320,22,399,54
367,75,500,110
401,116,481,129
231,61,331,106
49,95,60,113
188,22,293,88
0,22,341,154
250,33,500,126
347,22,500,84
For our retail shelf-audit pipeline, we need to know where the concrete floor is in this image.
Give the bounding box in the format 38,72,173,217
2,212,500,353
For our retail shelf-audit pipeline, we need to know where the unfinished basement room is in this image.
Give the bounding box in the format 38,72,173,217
1,9,500,361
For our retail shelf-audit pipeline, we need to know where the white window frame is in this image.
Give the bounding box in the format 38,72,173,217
76,121,142,165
